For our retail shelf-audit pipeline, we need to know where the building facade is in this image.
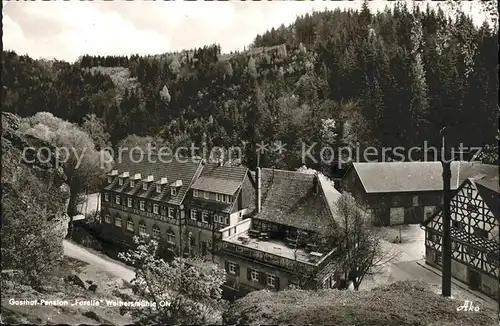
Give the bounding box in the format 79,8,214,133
98,156,343,298
422,174,499,301
183,163,255,257
215,168,343,298
99,154,203,256
340,162,497,226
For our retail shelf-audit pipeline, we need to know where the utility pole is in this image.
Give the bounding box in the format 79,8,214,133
440,127,452,297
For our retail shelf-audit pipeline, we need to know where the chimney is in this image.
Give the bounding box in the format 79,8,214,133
255,167,262,213
313,173,319,194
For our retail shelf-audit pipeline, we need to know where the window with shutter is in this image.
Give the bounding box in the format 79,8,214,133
266,274,276,287
258,271,266,285
227,262,237,275
274,276,280,290
250,269,260,282
247,268,252,281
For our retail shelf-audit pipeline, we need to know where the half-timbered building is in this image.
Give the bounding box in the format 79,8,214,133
340,161,497,226
422,173,499,301
99,157,346,299
99,154,259,258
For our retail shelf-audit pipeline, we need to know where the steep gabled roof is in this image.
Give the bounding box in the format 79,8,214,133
422,172,499,227
185,163,252,213
351,161,497,193
190,163,248,195
254,168,341,234
474,175,499,221
103,153,202,205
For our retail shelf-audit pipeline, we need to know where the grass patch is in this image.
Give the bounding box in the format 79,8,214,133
223,280,497,326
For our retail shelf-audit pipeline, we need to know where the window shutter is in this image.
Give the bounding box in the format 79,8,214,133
235,264,240,276
247,268,251,281
259,272,266,285
196,211,202,222
225,261,229,273
275,276,280,290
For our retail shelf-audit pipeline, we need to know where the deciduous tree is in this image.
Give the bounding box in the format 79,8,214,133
118,236,227,325
332,193,399,290
22,112,112,234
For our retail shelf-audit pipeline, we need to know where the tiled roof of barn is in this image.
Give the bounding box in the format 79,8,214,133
190,163,248,195
103,153,202,205
352,161,498,193
254,168,340,233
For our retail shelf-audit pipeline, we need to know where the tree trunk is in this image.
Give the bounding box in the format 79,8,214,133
66,191,80,239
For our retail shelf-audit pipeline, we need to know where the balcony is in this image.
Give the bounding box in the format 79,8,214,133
186,218,226,231
106,202,179,225
218,233,335,276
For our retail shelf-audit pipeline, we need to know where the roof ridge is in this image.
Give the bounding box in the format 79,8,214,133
178,160,203,204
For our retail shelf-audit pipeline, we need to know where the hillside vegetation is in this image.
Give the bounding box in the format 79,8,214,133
223,280,498,326
2,3,498,171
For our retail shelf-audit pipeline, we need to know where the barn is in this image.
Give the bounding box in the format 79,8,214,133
339,161,497,226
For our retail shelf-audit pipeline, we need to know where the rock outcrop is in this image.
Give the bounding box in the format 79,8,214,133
1,112,70,272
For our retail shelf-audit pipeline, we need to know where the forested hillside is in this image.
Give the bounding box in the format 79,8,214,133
2,3,498,171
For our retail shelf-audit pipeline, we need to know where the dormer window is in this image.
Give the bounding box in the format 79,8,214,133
118,172,129,186
169,180,182,197
155,177,168,194
130,174,140,189
107,170,118,183
217,194,231,203
142,175,154,191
